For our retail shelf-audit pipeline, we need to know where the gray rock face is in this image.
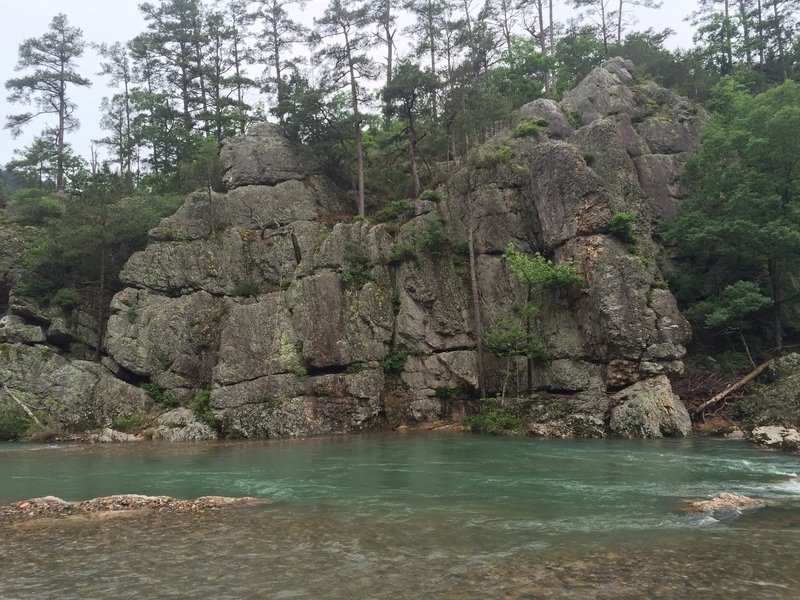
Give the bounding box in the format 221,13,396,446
0,342,149,432
517,99,574,139
0,60,702,441
220,123,321,190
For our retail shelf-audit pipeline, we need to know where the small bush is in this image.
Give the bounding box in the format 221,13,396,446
381,350,408,374
51,287,81,311
565,106,582,130
188,389,215,425
417,218,449,257
513,121,541,138
113,412,144,431
463,397,525,436
609,211,638,247
0,402,32,440
145,383,179,408
372,199,415,223
387,241,417,265
581,151,595,166
419,189,442,203
231,281,261,297
472,144,513,169
341,240,373,288
9,189,64,226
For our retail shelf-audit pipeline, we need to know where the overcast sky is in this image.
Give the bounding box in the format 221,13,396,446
0,0,700,168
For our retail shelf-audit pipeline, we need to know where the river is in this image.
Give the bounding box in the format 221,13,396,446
1,433,799,598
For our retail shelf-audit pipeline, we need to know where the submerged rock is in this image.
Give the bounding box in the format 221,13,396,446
684,492,764,513
0,494,269,522
91,428,143,443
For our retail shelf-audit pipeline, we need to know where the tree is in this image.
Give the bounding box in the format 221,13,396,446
614,0,662,43
502,243,582,393
139,0,206,140
668,79,800,354
204,5,256,140
255,0,308,125
404,0,449,119
5,14,91,191
382,60,438,197
19,169,182,356
571,0,615,54
313,0,377,217
96,42,135,176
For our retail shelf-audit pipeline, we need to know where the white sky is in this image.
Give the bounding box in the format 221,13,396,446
0,0,699,168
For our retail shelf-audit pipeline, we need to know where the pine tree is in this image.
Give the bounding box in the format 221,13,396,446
313,0,377,217
5,14,91,191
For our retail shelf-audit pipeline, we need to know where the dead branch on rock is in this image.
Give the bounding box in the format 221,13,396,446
1,384,44,428
693,357,778,417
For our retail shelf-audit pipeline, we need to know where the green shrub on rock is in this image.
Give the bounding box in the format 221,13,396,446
0,402,31,440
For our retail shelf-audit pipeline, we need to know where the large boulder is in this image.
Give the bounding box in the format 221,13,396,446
220,122,322,189
609,375,692,438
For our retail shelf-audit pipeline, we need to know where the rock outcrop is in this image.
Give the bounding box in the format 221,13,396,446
1,59,702,440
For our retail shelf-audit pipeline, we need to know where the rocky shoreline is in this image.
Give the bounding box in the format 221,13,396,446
0,494,271,522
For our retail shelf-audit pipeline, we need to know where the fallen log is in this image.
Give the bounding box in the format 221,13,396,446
693,357,777,417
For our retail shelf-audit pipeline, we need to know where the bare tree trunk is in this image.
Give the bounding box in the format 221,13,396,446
467,194,486,400
95,245,106,362
772,0,788,81
769,257,783,351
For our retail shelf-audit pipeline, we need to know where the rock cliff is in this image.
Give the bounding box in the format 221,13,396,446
1,59,704,439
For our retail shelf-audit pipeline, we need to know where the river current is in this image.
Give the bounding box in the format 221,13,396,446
1,433,799,598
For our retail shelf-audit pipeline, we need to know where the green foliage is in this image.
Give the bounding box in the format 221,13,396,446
113,412,144,431
50,287,81,311
381,350,408,374
416,218,449,257
485,319,548,361
145,383,178,408
581,151,595,166
419,189,442,203
188,389,215,425
371,199,415,224
463,397,524,436
608,211,638,247
564,107,583,130
472,145,513,169
17,171,183,310
341,240,373,288
387,241,417,265
685,281,772,332
666,80,800,352
0,403,32,441
512,120,542,139
9,189,64,225
231,281,261,297
503,243,583,289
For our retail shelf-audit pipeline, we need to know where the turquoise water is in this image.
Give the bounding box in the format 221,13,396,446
1,433,799,598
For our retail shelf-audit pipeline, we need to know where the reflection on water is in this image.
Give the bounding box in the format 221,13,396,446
1,434,799,599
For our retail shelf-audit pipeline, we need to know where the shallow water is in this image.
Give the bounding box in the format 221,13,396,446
1,433,799,598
